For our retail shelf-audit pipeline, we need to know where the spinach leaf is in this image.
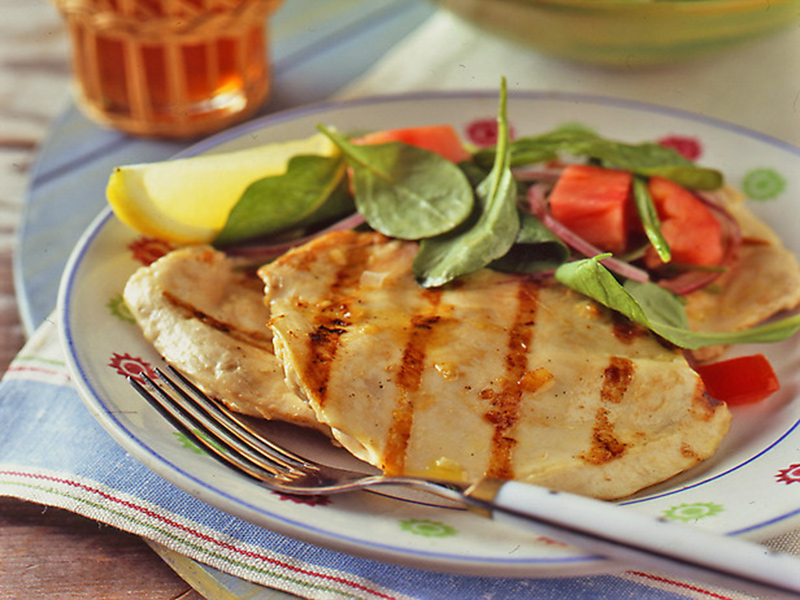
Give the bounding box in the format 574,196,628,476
632,175,671,263
491,211,569,273
582,140,722,190
215,154,352,246
459,160,491,188
318,126,473,240
413,78,520,287
623,278,689,330
475,129,722,190
474,129,601,169
555,255,800,349
643,165,723,191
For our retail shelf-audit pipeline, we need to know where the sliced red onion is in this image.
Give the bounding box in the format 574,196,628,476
511,165,564,184
526,185,650,283
696,189,729,210
225,211,367,261
527,182,551,217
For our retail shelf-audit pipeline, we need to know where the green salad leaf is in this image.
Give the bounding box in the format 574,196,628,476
215,154,352,246
579,139,722,190
413,78,520,287
556,255,800,349
318,125,474,240
475,128,722,190
490,211,569,273
632,175,671,263
474,129,594,168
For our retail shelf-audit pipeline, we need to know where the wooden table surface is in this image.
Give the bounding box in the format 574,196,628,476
0,1,201,597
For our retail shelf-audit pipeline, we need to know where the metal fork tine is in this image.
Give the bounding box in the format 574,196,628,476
130,372,292,484
160,366,315,471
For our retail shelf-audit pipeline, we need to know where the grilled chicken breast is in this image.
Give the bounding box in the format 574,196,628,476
124,245,327,433
260,231,731,500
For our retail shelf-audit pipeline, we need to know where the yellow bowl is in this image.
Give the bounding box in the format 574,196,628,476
433,0,800,66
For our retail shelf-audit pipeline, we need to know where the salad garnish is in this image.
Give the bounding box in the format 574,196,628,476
212,78,800,350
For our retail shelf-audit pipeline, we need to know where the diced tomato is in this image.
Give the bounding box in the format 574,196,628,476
694,354,780,406
644,176,724,269
548,164,633,254
351,125,471,164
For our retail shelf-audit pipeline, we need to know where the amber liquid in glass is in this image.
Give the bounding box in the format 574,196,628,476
61,0,275,139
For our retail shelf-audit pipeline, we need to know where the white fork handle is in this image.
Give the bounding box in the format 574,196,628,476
469,480,800,598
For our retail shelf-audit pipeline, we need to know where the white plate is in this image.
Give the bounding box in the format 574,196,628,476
59,91,800,577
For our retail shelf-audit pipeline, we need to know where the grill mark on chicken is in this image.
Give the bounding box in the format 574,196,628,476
383,289,444,475
161,290,273,352
484,281,540,479
582,407,628,465
601,356,634,404
581,356,633,465
611,314,649,345
305,238,379,406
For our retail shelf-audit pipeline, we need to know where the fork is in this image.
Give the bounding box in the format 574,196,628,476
131,366,800,597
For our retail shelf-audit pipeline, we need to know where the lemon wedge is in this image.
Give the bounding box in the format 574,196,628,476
107,132,338,244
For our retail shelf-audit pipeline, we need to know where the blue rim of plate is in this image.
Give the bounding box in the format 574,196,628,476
58,90,800,573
